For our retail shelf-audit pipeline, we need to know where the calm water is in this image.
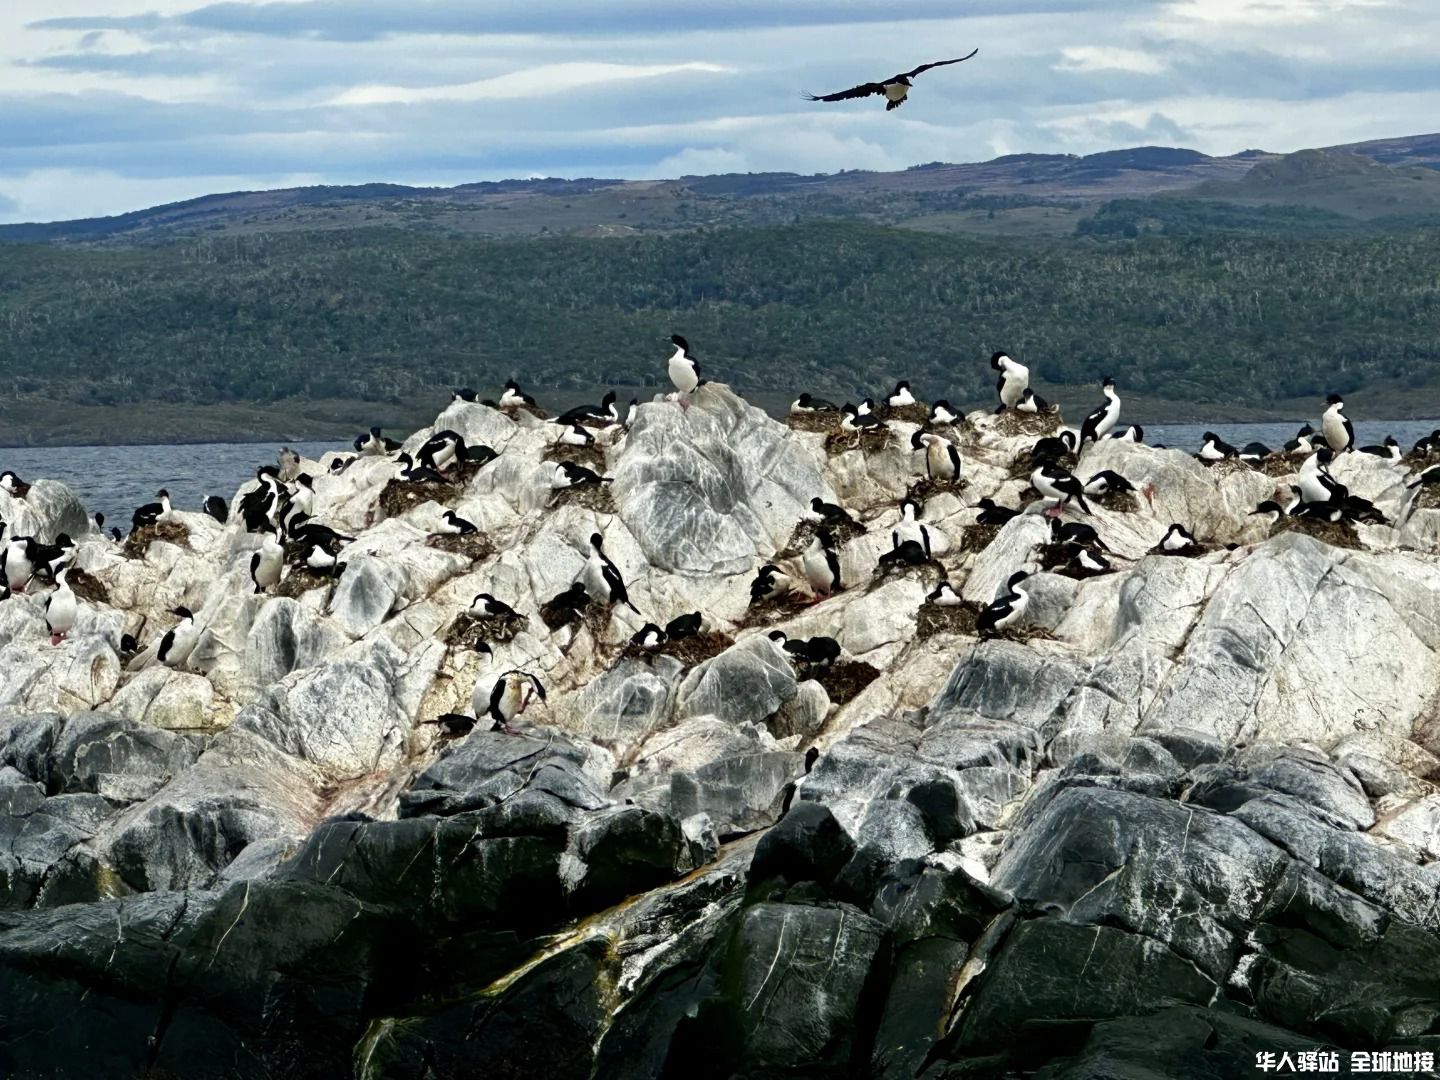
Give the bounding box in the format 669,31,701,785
3,420,1438,527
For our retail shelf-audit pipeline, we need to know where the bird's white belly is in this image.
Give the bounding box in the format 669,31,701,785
884,82,909,101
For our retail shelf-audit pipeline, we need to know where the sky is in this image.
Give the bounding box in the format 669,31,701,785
1,0,1438,223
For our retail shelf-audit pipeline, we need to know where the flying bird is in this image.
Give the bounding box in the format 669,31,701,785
804,49,979,111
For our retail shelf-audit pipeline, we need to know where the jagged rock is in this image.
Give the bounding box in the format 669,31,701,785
0,480,90,544
676,635,798,727
48,710,200,802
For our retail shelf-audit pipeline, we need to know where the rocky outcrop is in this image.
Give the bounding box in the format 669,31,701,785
3,390,1440,1077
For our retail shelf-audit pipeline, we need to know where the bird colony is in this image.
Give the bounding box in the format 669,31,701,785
3,343,1440,1077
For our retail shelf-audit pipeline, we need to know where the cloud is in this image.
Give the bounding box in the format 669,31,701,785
0,191,17,213
329,61,734,106
1056,46,1169,74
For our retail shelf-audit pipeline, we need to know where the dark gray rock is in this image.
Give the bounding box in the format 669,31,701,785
48,709,200,803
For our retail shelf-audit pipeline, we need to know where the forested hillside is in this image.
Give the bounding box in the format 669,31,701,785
2,222,1439,441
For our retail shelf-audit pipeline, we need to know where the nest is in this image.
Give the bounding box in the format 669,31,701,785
548,483,616,513
739,592,813,629
1254,456,1300,479
378,478,462,520
1272,515,1363,551
955,524,1001,555
776,518,865,560
802,659,880,706
989,624,1058,643
620,631,734,669
542,445,608,474
443,610,530,647
1146,543,1208,558
503,403,550,421
916,600,984,640
1411,484,1440,512
906,476,967,503
275,567,339,598
122,521,192,559
66,567,110,606
539,598,615,637
426,533,496,562
867,557,946,592
1034,542,1074,572
1198,457,1255,478
1095,489,1139,514
1053,561,1114,581
786,411,842,435
879,403,931,426
1009,453,1074,482
824,427,893,456
994,410,1061,437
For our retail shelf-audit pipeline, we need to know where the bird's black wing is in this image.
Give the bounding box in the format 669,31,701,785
804,81,887,102
901,48,979,80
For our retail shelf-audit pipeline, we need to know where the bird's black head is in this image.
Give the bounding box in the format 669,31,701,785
1203,432,1219,442
1007,570,1030,587
454,387,478,401
505,379,521,390
589,532,604,549
94,513,105,527
1102,376,1115,388
671,334,690,351
910,430,927,449
1316,447,1335,463
172,606,193,619
1386,436,1399,446
601,391,616,407
894,380,910,391
932,398,951,410
971,498,996,509
1325,393,1343,405
989,351,1009,368
768,630,788,643
371,425,383,436
810,497,825,510
157,489,169,498
474,640,492,656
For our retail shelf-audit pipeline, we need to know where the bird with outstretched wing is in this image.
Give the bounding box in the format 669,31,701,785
804,49,979,110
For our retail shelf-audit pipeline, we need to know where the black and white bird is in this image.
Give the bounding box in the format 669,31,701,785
131,490,173,532
417,430,466,473
1159,524,1201,554
1359,436,1402,462
485,670,546,735
45,567,77,645
877,537,931,569
395,453,449,485
1239,442,1272,463
806,497,862,531
631,623,667,649
1407,463,1440,490
284,514,352,552
1031,462,1092,514
1198,432,1239,461
452,387,479,404
499,380,537,410
1284,424,1318,456
791,392,839,414
1321,394,1354,453
285,474,316,522
1109,425,1144,443
1049,519,1107,550
1015,388,1051,414
750,563,794,604
1029,430,1078,465
584,532,641,613
893,497,940,554
439,510,478,535
1079,377,1122,444
0,471,30,499
804,49,979,111
469,593,520,619
912,431,961,482
928,400,959,426
925,580,963,606
976,571,1030,637
1410,430,1440,456
1298,449,1347,506
991,351,1029,411
665,611,704,639
1083,470,1134,497
556,391,619,426
157,607,200,669
971,498,1018,526
840,403,887,434
802,527,843,596
554,422,595,448
768,630,842,665
299,542,343,577
33,534,75,581
885,381,917,408
250,530,284,594
355,426,401,455
542,582,591,621
1066,544,1111,577
203,495,229,524
552,461,612,489
1,536,36,593
667,335,700,398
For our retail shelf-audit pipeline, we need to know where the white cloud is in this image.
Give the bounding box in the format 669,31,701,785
1055,46,1169,74
329,60,734,105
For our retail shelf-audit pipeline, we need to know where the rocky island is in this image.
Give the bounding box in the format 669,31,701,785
3,384,1439,1078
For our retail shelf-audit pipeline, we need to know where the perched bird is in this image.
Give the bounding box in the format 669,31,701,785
1030,430,1078,465
439,510,478,535
1,536,36,593
417,430,466,473
1239,442,1272,463
1410,430,1440,456
298,542,343,577
541,582,591,622
157,607,200,669
928,400,959,426
45,567,77,645
0,471,30,499
1015,388,1051,414
1320,394,1354,453
250,530,284,594
664,611,704,640
1066,543,1111,576
485,670,546,735
976,572,1030,637
1359,436,1402,462
791,393,839,414
804,49,979,111
840,403,887,433
92,512,106,533
1297,449,1347,506
395,453,449,485
1049,519,1107,550
551,461,612,489
767,630,842,665
893,497,942,555
1079,377,1122,444
469,593,520,619
750,563,793,605
878,537,931,569
1284,424,1318,456
203,495,230,524
452,387,480,404
971,498,1018,526
1407,463,1440,489
1159,524,1201,554
1198,432,1239,461
1109,425,1144,443
499,380,537,409
1083,470,1134,497
1031,463,1093,514
885,381,917,408
806,497,863,531
33,534,75,581
991,352,1029,412
913,431,961,482
284,514,353,552
802,528,843,596
925,580,963,606
668,335,701,398
131,490,173,532
556,391,619,426
555,422,595,448
631,623,668,649
583,532,641,613
354,426,401,455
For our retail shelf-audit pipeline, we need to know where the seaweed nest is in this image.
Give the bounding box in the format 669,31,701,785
1009,453,1074,482
1034,542,1074,572
379,478,461,520
906,476,967,502
739,592,813,629
123,520,192,560
503,403,551,421
988,624,1058,643
275,567,339,599
539,598,614,636
549,483,616,513
867,556,946,592
443,609,530,647
1272,515,1363,551
880,403,930,426
786,411,842,435
916,600,983,640
620,631,734,669
1146,543,1210,558
1411,483,1440,511
1095,489,1140,514
542,445,608,474
66,567,110,606
956,524,1001,555
824,427,893,456
1254,456,1300,479
426,533,496,562
994,410,1061,438
776,518,865,560
801,659,880,706
1198,456,1256,478
1053,560,1114,581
